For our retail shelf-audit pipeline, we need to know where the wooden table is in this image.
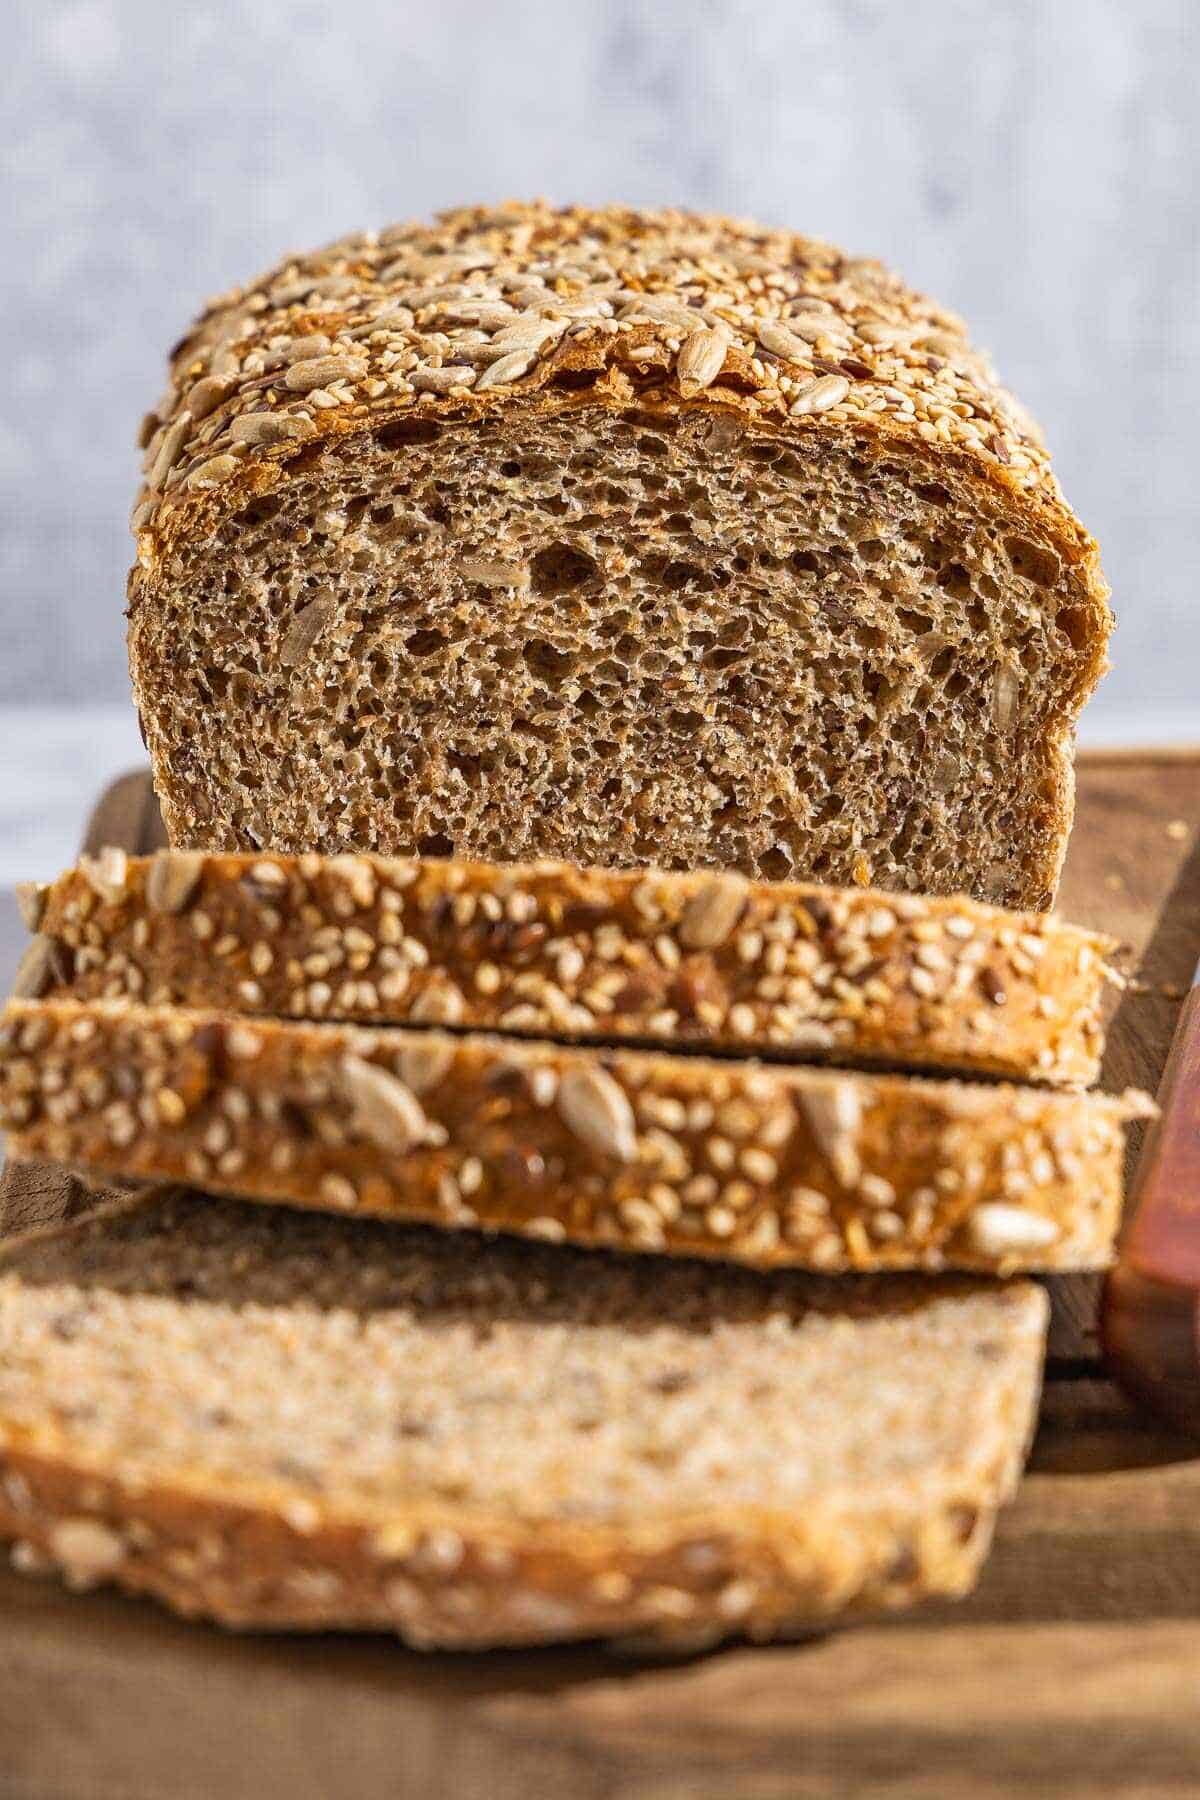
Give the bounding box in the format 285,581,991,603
2,754,1199,1799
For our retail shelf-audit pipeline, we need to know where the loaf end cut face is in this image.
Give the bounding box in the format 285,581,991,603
128,203,1111,908
0,1191,1047,1647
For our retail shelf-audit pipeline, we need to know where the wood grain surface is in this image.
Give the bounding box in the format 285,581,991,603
1,752,1199,1800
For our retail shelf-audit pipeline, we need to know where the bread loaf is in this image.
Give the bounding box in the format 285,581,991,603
0,998,1149,1273
25,848,1113,1084
128,203,1111,908
0,1189,1047,1647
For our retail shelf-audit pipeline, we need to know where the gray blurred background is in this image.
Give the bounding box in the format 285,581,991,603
0,0,1196,881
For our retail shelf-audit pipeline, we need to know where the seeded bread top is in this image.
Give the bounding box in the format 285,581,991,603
130,201,1098,576
18,847,1115,1086
0,997,1151,1274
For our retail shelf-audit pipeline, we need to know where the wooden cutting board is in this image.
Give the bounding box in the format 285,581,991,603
2,751,1199,1800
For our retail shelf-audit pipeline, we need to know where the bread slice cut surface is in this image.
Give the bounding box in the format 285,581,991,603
0,1189,1047,1647
24,849,1113,1085
0,999,1150,1273
127,203,1112,909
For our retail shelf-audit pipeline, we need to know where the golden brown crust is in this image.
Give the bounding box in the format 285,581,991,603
0,1437,1023,1648
35,850,1113,1085
128,202,1101,572
0,998,1149,1272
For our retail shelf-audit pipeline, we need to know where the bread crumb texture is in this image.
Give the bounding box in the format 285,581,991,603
0,1191,1047,1645
128,203,1111,909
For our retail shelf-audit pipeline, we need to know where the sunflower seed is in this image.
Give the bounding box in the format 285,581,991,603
429,302,516,332
475,350,537,391
187,453,240,490
341,1057,429,1153
146,410,192,491
285,355,368,393
12,935,64,999
146,852,206,915
789,375,849,416
788,295,840,316
229,412,317,446
676,326,729,396
800,1082,862,1188
391,280,471,307
786,313,847,345
754,320,812,362
79,847,129,905
302,272,359,303
964,1204,1059,1258
488,319,566,355
277,335,332,362
557,1064,637,1162
410,364,478,393
14,882,45,932
396,1036,457,1096
678,875,749,950
184,375,234,421
281,592,337,666
617,295,697,331
915,329,968,357
141,424,164,473
856,321,913,349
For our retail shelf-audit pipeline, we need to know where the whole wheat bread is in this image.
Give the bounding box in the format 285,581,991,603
19,848,1112,1085
0,1188,1047,1648
128,203,1111,909
0,998,1149,1273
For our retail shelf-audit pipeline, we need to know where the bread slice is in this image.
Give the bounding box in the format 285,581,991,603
0,1187,1048,1647
21,848,1112,1086
0,998,1150,1273
127,203,1111,910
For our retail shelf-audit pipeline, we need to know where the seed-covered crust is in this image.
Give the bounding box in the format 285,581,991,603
0,1191,1047,1647
28,850,1114,1085
126,202,1112,910
129,202,1092,551
0,1000,1150,1273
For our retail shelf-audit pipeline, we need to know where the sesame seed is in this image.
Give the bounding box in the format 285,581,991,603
705,1203,737,1238
739,1148,777,1184
155,1088,187,1125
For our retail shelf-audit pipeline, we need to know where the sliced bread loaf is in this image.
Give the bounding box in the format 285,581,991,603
0,1188,1047,1647
19,848,1112,1085
0,999,1150,1273
127,203,1110,909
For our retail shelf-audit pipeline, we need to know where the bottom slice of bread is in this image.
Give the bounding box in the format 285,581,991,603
0,1191,1047,1647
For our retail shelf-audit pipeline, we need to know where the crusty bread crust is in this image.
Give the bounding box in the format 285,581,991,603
130,203,1100,577
0,999,1149,1273
126,203,1112,908
28,849,1113,1085
0,1192,1048,1647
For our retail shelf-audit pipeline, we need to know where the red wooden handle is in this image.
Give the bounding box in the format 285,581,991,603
1102,987,1200,1430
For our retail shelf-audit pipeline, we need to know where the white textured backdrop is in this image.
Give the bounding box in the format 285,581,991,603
2,0,1198,738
